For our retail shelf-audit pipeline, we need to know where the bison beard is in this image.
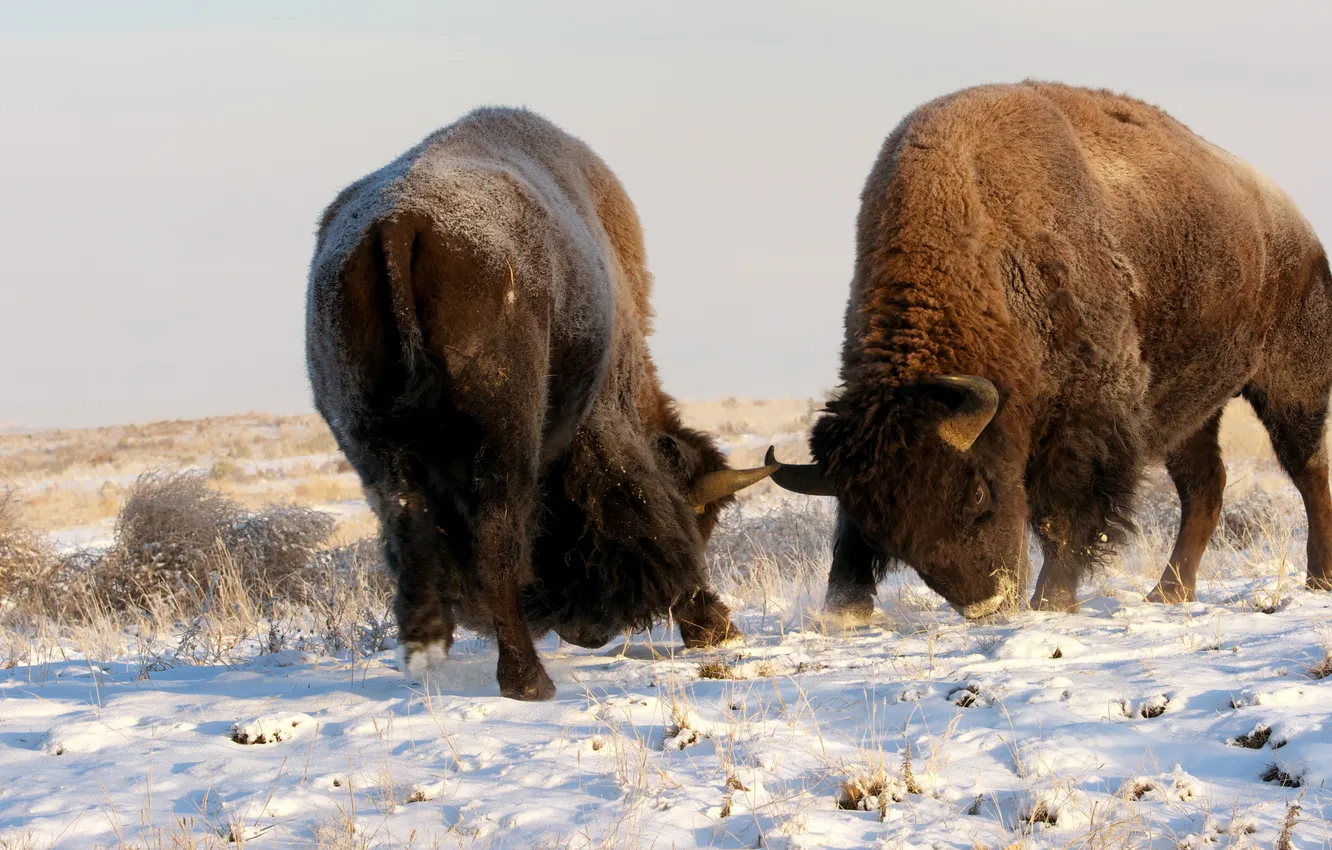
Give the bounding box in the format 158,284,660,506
770,81,1332,616
306,108,768,701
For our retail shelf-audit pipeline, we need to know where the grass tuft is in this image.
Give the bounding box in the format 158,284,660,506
696,658,736,680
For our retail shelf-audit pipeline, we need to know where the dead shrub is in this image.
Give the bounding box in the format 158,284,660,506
90,469,336,610
0,490,59,602
1134,477,1294,551
228,503,338,589
1217,488,1290,548
705,504,834,603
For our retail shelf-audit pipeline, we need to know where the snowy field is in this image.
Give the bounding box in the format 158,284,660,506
0,400,1329,849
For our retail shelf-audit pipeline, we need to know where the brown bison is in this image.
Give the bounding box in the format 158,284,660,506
769,81,1332,617
306,108,774,700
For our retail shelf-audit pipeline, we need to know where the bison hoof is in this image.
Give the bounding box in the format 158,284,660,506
498,666,557,701
824,600,876,626
824,585,876,625
399,640,451,682
681,620,742,649
1029,591,1080,614
1146,583,1196,604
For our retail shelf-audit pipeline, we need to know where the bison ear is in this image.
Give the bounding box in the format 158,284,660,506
920,375,999,452
653,434,688,475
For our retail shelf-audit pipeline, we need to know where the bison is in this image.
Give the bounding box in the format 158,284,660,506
769,81,1332,617
306,107,774,700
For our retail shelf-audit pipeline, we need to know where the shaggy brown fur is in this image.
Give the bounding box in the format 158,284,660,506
803,81,1332,616
306,108,753,700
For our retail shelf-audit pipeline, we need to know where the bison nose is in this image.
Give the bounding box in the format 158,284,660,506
951,593,1006,621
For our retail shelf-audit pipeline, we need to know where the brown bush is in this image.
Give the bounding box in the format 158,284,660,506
93,469,336,610
0,490,59,601
228,503,337,589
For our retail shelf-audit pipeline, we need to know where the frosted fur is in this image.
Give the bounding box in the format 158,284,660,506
806,81,1332,615
309,107,660,452
305,107,742,700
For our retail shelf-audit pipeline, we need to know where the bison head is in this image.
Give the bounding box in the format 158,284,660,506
768,375,1029,618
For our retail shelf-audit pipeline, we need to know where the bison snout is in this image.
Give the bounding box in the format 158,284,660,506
951,593,1007,621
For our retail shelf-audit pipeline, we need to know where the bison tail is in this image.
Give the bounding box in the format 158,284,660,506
378,222,428,373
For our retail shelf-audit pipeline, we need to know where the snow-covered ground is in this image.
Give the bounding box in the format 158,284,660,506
1,402,1327,848
1,536,1329,849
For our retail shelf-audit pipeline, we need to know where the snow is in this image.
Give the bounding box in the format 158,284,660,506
0,564,1329,849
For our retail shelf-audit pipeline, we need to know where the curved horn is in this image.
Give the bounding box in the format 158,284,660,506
764,446,838,497
689,460,779,508
922,374,999,452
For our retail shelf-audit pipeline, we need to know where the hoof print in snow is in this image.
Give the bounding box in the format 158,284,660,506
1017,788,1090,831
1260,764,1303,787
1230,725,1286,750
1024,801,1058,826
406,779,446,803
664,726,702,751
1121,767,1202,802
1138,695,1169,718
231,713,314,745
949,684,986,707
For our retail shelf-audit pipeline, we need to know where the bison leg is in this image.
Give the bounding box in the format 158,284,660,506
1030,543,1083,613
471,453,556,701
675,588,740,648
485,570,555,700
823,508,879,623
1149,411,1225,604
1247,387,1332,591
362,458,456,677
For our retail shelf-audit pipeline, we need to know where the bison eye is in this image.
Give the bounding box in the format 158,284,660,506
971,479,994,519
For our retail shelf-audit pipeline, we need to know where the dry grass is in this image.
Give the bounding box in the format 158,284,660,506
696,658,736,680
0,470,347,624
293,476,365,505
0,396,1309,665
1275,800,1302,850
21,481,127,529
1308,655,1332,680
0,414,339,482
836,762,895,815
705,502,834,611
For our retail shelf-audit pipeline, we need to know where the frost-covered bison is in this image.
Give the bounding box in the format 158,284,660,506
307,108,774,700
769,81,1332,617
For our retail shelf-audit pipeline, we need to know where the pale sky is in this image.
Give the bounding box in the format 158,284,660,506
3,1,1330,427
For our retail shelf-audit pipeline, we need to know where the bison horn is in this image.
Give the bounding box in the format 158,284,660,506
763,446,838,497
689,460,779,508
922,374,999,451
